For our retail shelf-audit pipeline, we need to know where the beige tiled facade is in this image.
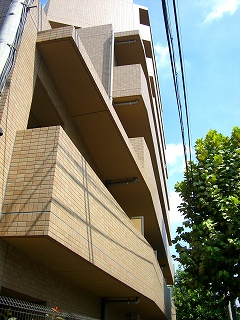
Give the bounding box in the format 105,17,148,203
0,1,174,319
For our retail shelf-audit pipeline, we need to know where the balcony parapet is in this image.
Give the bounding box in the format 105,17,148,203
113,64,171,246
0,126,172,319
36,26,173,282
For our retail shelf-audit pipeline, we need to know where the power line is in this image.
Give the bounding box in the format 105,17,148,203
161,0,193,182
172,0,193,166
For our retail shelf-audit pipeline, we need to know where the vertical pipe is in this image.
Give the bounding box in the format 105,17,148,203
109,28,114,102
0,0,33,94
0,1,24,76
101,298,107,320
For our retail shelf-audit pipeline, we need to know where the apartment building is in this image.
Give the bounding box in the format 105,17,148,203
0,0,175,319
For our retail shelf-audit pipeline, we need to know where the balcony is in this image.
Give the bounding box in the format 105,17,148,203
35,26,173,283
112,64,158,162
36,26,145,185
115,30,148,78
113,64,171,245
1,126,172,319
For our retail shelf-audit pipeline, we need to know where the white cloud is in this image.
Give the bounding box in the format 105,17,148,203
166,143,183,166
154,43,191,79
166,143,185,175
203,0,240,23
169,191,184,223
154,44,170,69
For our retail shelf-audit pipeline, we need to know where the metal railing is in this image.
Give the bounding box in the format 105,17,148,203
0,296,100,320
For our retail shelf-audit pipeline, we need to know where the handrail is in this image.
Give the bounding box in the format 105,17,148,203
0,296,100,320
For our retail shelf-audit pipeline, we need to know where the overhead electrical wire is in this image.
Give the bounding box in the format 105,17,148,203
172,0,193,166
161,0,188,171
161,0,193,190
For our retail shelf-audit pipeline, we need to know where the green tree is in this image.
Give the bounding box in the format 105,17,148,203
173,268,228,320
173,127,240,304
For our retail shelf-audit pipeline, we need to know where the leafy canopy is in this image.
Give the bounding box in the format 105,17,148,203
173,268,228,320
173,127,240,301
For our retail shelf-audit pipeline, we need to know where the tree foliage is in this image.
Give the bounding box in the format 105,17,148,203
173,127,240,302
173,268,228,320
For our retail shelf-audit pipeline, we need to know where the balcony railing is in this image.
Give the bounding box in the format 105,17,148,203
0,296,99,320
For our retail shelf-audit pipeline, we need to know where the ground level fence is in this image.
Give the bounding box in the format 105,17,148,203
0,296,100,320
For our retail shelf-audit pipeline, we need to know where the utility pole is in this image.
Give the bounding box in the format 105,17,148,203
228,301,233,320
228,300,237,320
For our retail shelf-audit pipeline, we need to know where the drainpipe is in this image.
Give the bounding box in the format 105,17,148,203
101,297,140,320
0,0,33,95
109,28,114,102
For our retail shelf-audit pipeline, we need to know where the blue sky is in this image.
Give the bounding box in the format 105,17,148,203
136,0,240,243
40,0,240,252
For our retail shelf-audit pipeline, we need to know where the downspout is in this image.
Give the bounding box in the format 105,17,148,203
0,0,33,95
109,28,114,102
101,297,140,320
